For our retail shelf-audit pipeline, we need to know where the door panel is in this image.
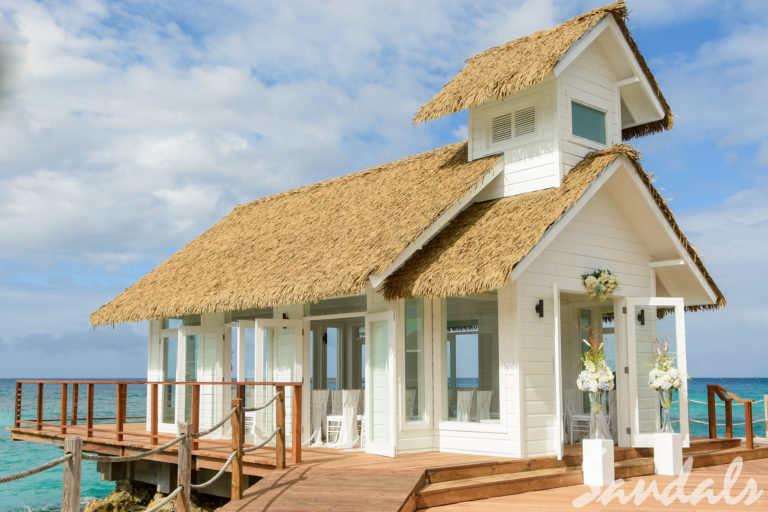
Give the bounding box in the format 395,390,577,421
366,311,396,456
625,297,689,447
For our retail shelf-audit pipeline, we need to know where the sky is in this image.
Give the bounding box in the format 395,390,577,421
0,0,766,378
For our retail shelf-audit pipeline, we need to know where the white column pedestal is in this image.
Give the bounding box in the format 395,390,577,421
582,438,614,486
654,433,683,475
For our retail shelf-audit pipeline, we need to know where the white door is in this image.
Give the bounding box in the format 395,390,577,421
365,311,396,457
254,319,303,445
178,327,224,430
625,297,689,447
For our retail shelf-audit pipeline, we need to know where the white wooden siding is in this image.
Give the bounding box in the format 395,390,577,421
557,42,620,177
517,185,653,457
470,81,559,199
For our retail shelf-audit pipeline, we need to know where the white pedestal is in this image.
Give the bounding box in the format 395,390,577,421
654,433,683,476
582,438,614,486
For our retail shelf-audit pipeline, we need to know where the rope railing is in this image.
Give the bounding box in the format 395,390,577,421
243,427,281,453
145,485,183,512
0,453,72,484
190,450,238,490
243,392,280,413
81,434,186,463
190,407,238,439
8,380,301,509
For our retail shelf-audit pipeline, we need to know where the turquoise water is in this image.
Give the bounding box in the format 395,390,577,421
0,379,146,512
0,377,766,511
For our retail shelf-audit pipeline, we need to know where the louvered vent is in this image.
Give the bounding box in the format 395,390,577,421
515,106,536,137
491,113,512,144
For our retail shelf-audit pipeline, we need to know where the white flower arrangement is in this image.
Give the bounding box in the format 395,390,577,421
582,269,620,302
576,338,615,394
648,339,687,392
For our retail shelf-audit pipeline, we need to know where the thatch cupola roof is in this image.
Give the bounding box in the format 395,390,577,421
381,145,725,312
413,1,673,140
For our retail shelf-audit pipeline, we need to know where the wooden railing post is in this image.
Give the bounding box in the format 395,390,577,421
237,384,246,443
86,383,94,439
191,384,200,450
707,385,716,438
14,382,22,428
764,395,768,438
725,399,733,439
61,437,82,512
36,383,44,431
231,398,243,501
745,401,754,450
71,383,79,426
177,422,192,512
292,384,302,464
151,383,159,445
116,383,125,441
60,383,68,435
275,385,285,470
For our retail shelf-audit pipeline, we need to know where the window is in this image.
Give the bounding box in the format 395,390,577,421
443,292,499,423
490,106,536,145
571,102,606,144
405,298,425,422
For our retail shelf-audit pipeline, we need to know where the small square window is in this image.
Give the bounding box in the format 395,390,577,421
572,102,606,145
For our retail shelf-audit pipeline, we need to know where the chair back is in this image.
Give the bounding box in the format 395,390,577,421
457,389,475,422
476,390,493,420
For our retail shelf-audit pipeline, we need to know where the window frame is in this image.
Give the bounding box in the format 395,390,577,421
570,100,607,146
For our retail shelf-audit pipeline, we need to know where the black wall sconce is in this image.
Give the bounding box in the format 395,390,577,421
535,299,544,318
637,309,645,326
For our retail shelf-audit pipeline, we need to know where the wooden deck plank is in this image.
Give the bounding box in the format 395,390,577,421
420,457,768,511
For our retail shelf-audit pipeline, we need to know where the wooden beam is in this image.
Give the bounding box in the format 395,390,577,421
60,383,68,435
275,386,286,470
37,383,44,431
61,437,82,512
231,398,243,501
650,259,685,268
87,383,94,439
191,385,200,451
292,384,302,464
150,384,159,446
14,382,22,429
176,423,192,512
71,384,79,426
116,384,125,442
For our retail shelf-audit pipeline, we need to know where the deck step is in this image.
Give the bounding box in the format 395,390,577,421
415,441,768,510
416,466,583,509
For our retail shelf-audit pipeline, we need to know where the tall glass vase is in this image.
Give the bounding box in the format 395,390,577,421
588,391,611,440
658,388,675,434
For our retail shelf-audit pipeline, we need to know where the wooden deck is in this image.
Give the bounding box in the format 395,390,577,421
422,457,768,510
9,421,298,477
216,451,507,512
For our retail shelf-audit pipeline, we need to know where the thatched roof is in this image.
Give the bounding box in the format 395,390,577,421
91,142,502,325
381,145,725,311
413,1,673,140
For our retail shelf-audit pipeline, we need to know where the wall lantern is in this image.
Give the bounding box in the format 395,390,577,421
535,299,544,318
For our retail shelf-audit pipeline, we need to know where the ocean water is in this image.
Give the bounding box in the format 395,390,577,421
0,379,146,512
1,377,766,511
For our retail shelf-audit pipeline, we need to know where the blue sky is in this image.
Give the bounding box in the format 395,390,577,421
0,0,766,378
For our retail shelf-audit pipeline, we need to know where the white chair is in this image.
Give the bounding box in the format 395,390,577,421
325,389,343,443
307,389,329,446
405,389,417,420
329,389,361,448
565,389,590,444
457,389,475,422
476,390,493,421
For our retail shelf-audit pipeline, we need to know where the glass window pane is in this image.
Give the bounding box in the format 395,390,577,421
444,292,499,423
161,336,177,423
572,102,606,144
405,298,425,422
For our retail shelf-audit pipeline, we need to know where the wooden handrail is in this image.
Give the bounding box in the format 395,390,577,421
14,379,303,470
707,384,755,449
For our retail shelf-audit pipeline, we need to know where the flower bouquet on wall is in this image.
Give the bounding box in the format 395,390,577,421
577,333,614,440
648,338,687,433
582,269,620,302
